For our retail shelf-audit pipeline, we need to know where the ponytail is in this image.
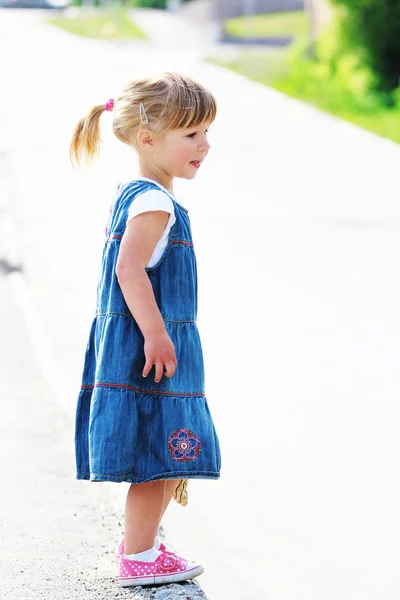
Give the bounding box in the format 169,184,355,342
70,103,107,168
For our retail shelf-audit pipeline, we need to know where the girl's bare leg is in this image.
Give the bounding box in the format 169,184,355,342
124,479,179,555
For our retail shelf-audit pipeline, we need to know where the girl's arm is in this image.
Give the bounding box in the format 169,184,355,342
116,211,177,383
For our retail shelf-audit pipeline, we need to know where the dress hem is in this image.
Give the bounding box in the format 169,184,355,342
76,471,220,484
81,382,205,398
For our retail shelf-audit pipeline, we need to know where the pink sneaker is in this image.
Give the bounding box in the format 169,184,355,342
115,538,168,561
119,550,204,587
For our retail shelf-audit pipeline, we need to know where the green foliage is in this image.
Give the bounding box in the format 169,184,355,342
330,0,400,94
282,13,392,112
134,0,166,8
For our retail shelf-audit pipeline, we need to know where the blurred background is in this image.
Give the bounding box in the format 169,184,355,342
2,0,399,144
1,2,400,600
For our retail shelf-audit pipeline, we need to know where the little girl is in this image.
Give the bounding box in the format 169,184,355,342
70,72,221,587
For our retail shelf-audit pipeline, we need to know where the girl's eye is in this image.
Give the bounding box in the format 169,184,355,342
187,129,209,138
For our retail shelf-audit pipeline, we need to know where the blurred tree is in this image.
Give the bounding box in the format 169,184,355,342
135,0,166,7
330,0,400,94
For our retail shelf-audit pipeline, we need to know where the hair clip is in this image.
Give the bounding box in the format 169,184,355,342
105,98,114,112
140,102,149,125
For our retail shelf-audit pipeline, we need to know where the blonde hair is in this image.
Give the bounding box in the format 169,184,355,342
70,72,217,168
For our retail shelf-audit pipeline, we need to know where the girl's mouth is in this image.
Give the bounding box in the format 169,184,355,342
190,160,201,169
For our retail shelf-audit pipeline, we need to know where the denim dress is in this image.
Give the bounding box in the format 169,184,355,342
75,179,221,484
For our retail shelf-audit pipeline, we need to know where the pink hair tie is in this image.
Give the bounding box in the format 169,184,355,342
105,98,114,112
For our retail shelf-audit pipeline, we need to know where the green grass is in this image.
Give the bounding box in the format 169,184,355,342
46,8,147,40
208,49,400,145
209,49,286,85
224,10,309,39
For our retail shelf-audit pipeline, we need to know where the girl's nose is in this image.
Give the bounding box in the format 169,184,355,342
198,138,210,152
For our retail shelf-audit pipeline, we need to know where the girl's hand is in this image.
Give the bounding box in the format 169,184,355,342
143,331,177,383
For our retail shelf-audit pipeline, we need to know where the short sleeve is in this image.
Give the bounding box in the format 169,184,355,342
127,189,176,231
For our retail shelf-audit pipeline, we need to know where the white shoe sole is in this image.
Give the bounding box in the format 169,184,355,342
119,564,204,587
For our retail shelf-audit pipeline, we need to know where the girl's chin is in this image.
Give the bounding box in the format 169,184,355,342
184,170,198,180
172,168,198,180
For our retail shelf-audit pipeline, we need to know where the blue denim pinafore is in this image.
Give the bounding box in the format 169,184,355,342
75,179,221,483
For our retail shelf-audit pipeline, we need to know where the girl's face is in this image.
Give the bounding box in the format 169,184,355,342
153,122,212,180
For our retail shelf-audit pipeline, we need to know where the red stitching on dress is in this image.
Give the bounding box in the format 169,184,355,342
170,240,194,247
81,382,205,397
106,234,123,240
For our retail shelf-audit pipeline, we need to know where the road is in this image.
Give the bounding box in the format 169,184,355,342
1,8,400,600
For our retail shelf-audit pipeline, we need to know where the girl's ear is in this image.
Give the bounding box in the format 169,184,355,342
136,128,154,151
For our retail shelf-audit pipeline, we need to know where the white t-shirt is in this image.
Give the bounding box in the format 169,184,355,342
126,183,176,268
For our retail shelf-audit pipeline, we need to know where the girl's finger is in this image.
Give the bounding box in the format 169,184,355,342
164,360,176,378
142,359,153,378
154,361,164,383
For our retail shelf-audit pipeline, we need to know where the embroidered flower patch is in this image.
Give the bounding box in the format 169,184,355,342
168,428,202,463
